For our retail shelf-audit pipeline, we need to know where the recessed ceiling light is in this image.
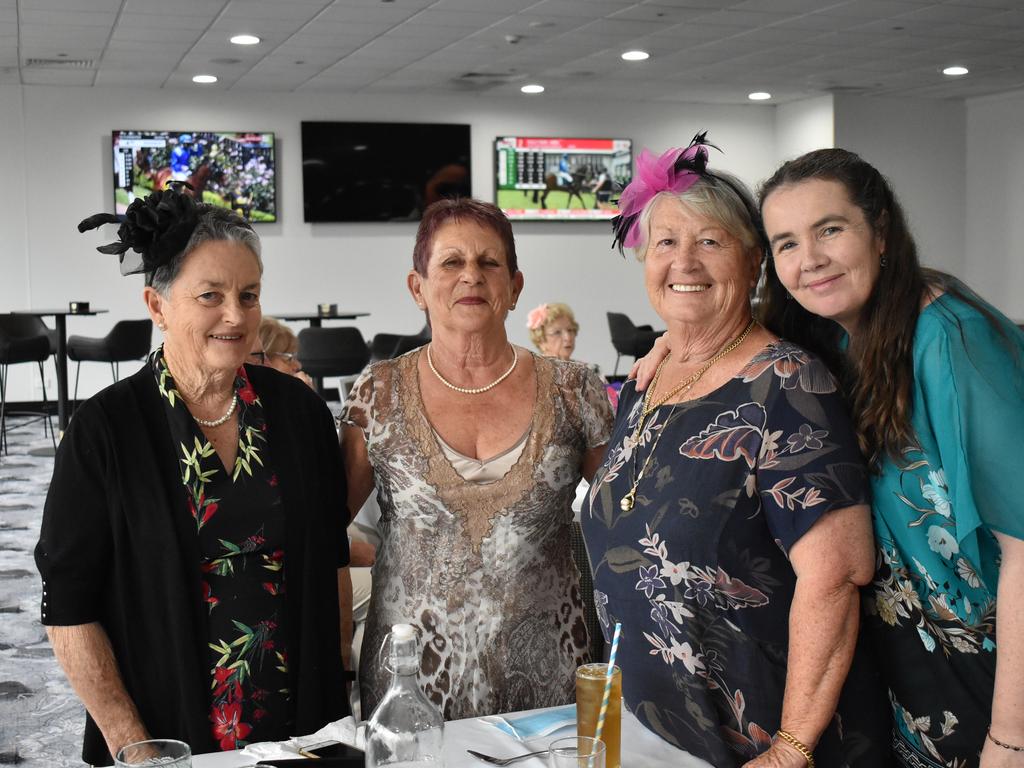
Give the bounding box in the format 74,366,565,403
192,74,218,84
943,65,968,76
230,34,261,46
521,84,545,94
621,50,650,62
748,91,771,101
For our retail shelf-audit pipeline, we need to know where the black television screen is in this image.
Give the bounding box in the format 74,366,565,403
495,136,632,221
112,130,277,222
301,121,471,222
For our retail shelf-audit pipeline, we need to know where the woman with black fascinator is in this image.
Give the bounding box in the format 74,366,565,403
35,186,350,765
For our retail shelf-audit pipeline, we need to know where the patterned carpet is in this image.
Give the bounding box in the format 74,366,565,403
0,416,85,766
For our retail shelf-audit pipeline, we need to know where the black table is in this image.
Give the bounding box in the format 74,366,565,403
273,311,370,392
13,308,108,435
274,310,369,327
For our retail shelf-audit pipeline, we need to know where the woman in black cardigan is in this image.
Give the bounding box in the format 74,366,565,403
36,186,349,765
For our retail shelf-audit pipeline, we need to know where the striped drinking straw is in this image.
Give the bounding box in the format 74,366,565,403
591,621,622,764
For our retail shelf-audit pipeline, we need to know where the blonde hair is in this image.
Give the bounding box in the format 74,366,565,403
528,302,579,350
258,317,298,357
632,173,762,261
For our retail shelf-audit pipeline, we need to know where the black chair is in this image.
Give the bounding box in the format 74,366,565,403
0,314,56,454
298,327,371,398
67,319,153,402
369,324,431,362
607,312,662,375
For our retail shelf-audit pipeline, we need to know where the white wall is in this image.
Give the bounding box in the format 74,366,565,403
3,84,779,400
0,86,29,316
834,95,966,277
965,87,1024,322
775,94,834,162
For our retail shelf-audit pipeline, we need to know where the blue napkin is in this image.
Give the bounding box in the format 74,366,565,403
484,705,577,740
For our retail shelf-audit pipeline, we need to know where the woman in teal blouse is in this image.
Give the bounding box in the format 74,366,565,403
755,149,1024,768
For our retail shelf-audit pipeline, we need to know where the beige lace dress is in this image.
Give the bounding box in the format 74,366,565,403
341,348,613,719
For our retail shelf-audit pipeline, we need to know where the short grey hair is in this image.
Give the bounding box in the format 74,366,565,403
147,205,263,295
632,172,765,262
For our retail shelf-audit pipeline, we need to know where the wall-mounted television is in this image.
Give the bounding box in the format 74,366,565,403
301,121,471,223
112,130,277,222
495,136,633,221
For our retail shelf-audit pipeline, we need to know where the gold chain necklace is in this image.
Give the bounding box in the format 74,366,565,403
620,319,756,512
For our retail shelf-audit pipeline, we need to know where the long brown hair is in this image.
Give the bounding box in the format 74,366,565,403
757,149,926,469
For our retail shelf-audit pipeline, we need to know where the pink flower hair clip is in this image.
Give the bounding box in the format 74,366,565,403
526,304,549,330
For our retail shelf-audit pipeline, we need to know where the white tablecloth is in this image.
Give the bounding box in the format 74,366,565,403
191,709,712,768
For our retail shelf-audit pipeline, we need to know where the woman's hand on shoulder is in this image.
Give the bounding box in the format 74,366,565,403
742,741,812,768
629,333,670,391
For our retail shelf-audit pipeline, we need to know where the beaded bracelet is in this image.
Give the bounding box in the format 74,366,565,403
988,728,1024,752
775,729,815,767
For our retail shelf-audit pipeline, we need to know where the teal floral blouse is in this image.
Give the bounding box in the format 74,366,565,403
863,292,1024,768
152,349,291,751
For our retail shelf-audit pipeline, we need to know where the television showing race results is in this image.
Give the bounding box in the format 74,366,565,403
495,136,632,221
112,130,277,222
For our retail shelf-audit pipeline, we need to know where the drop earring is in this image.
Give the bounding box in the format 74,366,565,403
880,253,888,267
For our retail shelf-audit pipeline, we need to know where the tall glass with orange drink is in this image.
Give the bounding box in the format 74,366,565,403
575,663,621,768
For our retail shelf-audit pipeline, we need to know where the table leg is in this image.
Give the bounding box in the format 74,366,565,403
309,318,323,392
54,315,69,433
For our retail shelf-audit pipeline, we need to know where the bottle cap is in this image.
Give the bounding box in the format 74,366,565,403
392,623,415,641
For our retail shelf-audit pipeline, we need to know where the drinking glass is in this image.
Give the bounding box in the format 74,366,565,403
575,663,621,768
114,739,191,767
549,736,605,768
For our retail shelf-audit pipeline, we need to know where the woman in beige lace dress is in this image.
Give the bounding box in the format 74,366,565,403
340,198,613,720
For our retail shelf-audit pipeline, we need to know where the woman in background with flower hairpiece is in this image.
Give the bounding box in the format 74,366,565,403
36,186,349,765
582,134,889,767
527,302,580,361
340,197,613,720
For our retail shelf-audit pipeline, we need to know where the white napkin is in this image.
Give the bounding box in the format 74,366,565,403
240,716,365,760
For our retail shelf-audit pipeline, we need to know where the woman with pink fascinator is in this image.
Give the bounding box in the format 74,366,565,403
580,134,889,768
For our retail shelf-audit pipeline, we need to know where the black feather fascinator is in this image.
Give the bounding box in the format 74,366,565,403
78,181,200,276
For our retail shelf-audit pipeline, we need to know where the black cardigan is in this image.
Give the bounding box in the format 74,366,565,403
35,364,349,765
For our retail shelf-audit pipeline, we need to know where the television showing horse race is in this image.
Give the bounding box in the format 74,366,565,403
494,136,632,221
112,130,277,222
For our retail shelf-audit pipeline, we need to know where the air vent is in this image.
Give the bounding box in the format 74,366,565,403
24,58,95,69
453,71,520,90
459,71,517,81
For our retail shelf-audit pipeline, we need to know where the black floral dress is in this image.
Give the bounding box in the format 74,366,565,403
582,341,891,767
152,349,291,751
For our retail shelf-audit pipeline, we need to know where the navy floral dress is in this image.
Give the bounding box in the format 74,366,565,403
152,349,291,751
582,341,890,767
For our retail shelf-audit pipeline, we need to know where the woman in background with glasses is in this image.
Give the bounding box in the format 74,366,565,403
249,317,314,388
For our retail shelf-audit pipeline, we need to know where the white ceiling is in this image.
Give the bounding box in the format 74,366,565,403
3,0,1023,104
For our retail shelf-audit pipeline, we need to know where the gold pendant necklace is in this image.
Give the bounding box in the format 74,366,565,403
620,319,756,512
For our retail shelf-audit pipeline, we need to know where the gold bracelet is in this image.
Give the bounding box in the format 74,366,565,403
775,729,815,767
988,728,1024,752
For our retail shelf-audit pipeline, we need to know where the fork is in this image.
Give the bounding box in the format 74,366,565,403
466,747,550,765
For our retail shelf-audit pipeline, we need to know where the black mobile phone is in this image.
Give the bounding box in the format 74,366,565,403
305,740,364,759
255,740,365,766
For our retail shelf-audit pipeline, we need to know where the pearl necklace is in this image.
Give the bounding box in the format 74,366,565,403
192,393,238,428
426,343,518,394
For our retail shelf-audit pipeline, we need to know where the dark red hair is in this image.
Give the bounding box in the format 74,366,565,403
412,198,518,277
